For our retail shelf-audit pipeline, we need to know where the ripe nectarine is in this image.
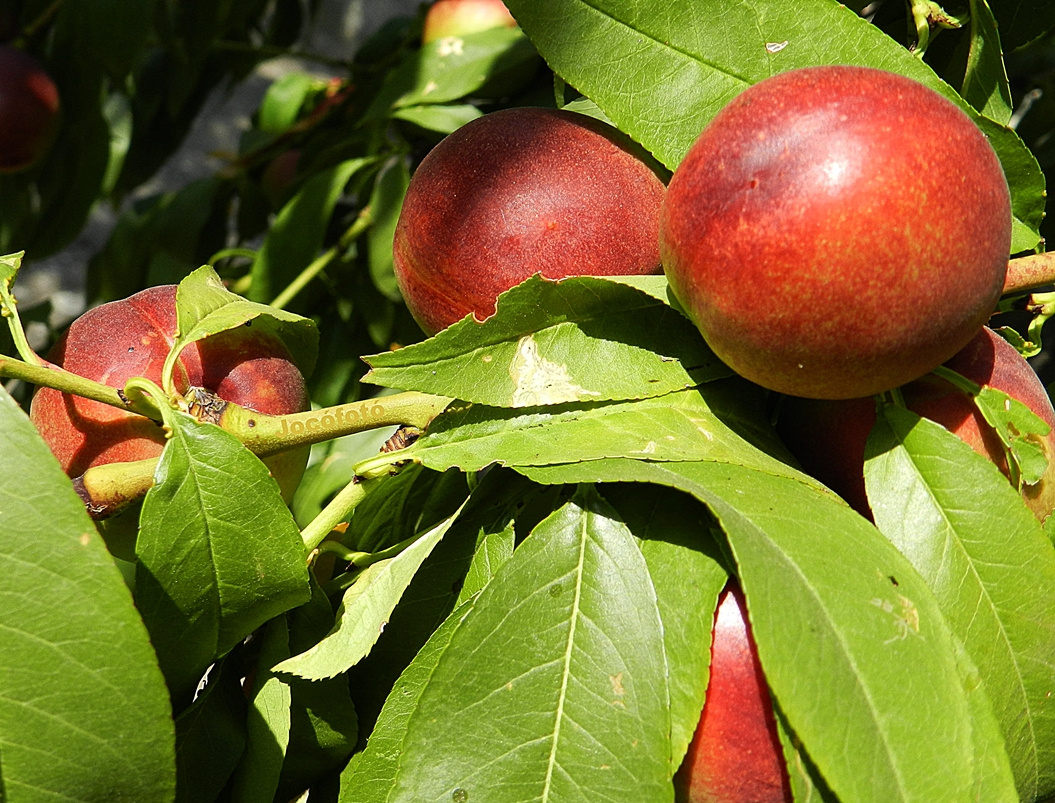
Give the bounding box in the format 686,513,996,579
421,0,517,44
30,285,310,501
778,327,1055,522
660,66,1011,400
0,45,59,173
675,584,791,803
392,107,667,334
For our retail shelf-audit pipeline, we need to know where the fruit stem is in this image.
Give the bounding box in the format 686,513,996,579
302,475,371,554
0,354,160,418
1002,252,1055,295
0,251,44,367
74,458,159,520
269,206,373,311
216,390,452,457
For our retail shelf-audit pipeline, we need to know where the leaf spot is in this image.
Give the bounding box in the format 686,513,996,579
869,594,920,643
509,335,601,407
766,40,789,53
437,37,465,57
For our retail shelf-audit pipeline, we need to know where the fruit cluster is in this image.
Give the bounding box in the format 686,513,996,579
20,30,1043,800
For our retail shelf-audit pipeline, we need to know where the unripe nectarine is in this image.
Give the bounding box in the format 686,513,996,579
392,107,667,334
660,66,1011,400
421,0,516,44
674,584,791,803
30,285,311,501
0,45,60,173
778,327,1055,522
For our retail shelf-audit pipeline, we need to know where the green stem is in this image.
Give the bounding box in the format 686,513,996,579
73,458,159,519
302,476,370,554
217,390,451,457
270,208,373,311
0,355,160,416
931,365,982,395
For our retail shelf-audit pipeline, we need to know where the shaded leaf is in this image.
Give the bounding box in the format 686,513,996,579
275,502,467,681
962,0,1013,125
249,157,374,305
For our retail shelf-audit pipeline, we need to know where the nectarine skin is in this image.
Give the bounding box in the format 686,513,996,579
778,327,1055,522
0,45,59,173
674,585,791,803
30,286,310,501
392,107,667,334
421,0,516,44
660,66,1011,400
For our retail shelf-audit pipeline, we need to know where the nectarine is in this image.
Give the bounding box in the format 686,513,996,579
660,66,1011,399
778,327,1055,522
421,0,517,44
674,584,791,803
392,107,667,334
0,45,59,173
30,285,310,501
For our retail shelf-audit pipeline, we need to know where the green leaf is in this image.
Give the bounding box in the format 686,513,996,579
363,27,538,118
401,382,801,480
173,657,247,803
519,459,999,802
228,617,292,803
989,0,1055,49
367,157,411,302
135,412,311,705
356,487,673,802
0,387,176,802
974,385,1051,486
391,103,485,133
340,597,480,802
502,0,1045,251
865,404,1055,799
259,72,318,134
249,157,374,305
602,484,728,770
174,264,319,378
67,0,157,79
274,503,467,681
961,0,1013,125
364,276,730,406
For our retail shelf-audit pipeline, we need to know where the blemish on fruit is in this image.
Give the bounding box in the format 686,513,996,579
509,335,600,407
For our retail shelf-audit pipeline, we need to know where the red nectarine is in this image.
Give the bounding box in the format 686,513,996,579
30,285,310,501
393,107,666,334
0,45,59,173
421,0,517,44
778,327,1055,522
675,584,791,803
660,66,1011,400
